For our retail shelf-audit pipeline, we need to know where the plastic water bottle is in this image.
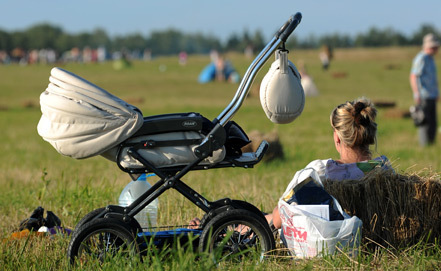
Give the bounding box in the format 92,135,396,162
118,173,158,231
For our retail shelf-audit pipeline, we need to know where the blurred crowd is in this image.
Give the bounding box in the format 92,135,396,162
0,47,154,65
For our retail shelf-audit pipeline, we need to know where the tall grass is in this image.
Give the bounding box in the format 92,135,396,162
1,47,441,270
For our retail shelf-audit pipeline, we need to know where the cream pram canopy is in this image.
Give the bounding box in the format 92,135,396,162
37,67,144,159
37,68,233,169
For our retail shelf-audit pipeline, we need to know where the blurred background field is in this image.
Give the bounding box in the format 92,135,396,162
1,46,441,269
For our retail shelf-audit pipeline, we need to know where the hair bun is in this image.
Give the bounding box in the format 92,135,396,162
353,102,366,115
353,102,370,126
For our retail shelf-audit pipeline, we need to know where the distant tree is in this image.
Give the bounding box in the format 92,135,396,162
0,30,12,52
355,27,384,47
409,24,440,46
55,33,74,53
285,35,299,50
90,28,111,48
72,32,94,50
354,27,408,47
251,30,265,52
112,36,126,52
319,33,354,48
10,31,28,51
2,21,441,58
224,29,264,52
25,24,63,50
120,33,146,51
180,33,221,54
238,29,252,52
225,33,240,52
298,34,319,48
148,29,183,55
382,28,408,46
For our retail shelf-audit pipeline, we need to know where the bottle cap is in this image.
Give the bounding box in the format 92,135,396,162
137,174,146,181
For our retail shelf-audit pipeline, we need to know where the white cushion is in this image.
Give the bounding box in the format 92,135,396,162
102,131,226,169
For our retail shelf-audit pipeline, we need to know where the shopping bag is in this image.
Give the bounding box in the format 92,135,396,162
278,168,362,258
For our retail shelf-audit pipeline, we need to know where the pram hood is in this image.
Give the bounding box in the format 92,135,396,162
37,67,144,159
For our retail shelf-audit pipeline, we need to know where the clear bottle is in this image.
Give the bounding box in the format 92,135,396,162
118,173,158,231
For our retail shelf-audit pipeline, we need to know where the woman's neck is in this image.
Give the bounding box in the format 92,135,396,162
337,146,371,164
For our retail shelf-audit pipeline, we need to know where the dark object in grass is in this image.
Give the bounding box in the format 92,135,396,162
331,72,347,78
241,130,284,162
18,206,62,231
372,100,396,108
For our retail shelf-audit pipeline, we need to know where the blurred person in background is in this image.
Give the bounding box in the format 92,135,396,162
198,54,240,84
410,33,440,146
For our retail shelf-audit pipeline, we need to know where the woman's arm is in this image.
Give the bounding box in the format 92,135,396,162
265,206,282,230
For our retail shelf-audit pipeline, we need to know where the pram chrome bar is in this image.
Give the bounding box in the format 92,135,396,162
216,36,279,125
217,13,302,126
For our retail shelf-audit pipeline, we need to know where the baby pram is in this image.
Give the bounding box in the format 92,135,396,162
38,13,303,263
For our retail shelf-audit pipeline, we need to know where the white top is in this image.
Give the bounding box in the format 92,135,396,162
303,155,391,182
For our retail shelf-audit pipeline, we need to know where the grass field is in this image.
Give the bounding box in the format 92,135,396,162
1,46,441,270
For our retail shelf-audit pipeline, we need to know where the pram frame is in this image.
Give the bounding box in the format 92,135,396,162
115,12,301,222
102,12,301,222
67,13,302,263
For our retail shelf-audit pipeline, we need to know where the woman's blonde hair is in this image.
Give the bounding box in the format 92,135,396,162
330,97,377,154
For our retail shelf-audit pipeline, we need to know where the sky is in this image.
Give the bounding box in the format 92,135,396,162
1,0,440,42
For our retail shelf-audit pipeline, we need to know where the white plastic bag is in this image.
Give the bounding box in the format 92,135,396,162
278,168,362,258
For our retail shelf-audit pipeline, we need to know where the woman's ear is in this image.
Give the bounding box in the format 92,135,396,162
333,130,343,155
333,130,341,145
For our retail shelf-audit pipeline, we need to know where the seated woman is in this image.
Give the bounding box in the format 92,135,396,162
189,98,391,230
266,97,391,230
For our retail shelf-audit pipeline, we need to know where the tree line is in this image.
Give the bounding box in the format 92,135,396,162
0,23,439,57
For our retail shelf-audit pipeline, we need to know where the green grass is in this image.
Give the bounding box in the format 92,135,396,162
1,47,441,270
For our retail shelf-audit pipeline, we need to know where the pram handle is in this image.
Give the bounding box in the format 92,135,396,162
276,12,302,43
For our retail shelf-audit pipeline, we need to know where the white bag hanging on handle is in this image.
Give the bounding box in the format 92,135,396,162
260,49,305,124
278,168,363,258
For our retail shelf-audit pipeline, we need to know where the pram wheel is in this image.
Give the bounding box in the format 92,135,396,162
68,217,140,265
74,207,142,235
199,209,275,262
74,207,106,231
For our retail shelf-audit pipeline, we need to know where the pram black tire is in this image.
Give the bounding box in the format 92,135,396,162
198,209,275,262
74,207,142,235
74,207,106,231
68,217,140,265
